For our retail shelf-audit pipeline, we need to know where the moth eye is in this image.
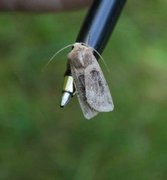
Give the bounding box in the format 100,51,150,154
72,45,74,49
81,43,87,47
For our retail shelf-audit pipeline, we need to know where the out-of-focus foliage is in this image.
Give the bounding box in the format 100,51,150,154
0,1,167,179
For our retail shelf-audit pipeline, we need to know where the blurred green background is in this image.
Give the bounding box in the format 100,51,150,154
0,1,167,179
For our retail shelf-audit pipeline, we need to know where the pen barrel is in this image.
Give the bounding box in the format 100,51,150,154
61,0,126,106
76,0,126,55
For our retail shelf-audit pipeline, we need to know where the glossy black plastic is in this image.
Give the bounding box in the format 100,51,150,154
64,0,126,76
76,0,126,55
62,0,126,106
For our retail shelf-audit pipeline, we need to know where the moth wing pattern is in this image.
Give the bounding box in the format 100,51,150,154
84,55,114,112
70,64,98,120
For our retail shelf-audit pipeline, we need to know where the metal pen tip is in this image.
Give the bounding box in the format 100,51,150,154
60,76,75,107
60,92,71,107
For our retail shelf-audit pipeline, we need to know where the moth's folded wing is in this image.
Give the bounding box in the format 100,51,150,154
70,65,98,120
85,64,114,112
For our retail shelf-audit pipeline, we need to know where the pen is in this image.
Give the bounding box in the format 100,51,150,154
60,0,126,107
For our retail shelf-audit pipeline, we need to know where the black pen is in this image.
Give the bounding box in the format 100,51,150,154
60,0,126,107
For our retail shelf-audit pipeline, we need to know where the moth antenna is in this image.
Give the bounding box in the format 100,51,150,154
81,42,111,75
42,43,74,72
94,49,111,75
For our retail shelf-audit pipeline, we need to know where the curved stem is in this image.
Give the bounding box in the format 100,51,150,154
0,0,91,12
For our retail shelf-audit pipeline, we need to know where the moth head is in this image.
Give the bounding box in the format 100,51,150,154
73,43,89,52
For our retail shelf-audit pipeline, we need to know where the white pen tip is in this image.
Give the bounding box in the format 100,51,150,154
60,92,71,107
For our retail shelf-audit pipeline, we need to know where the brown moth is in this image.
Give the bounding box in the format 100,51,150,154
68,43,114,119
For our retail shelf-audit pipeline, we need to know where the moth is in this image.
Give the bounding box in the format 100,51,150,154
67,43,114,119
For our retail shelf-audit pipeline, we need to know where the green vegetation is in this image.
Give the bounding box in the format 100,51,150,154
0,1,167,179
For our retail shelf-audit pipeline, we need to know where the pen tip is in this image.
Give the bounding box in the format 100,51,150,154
60,92,71,107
